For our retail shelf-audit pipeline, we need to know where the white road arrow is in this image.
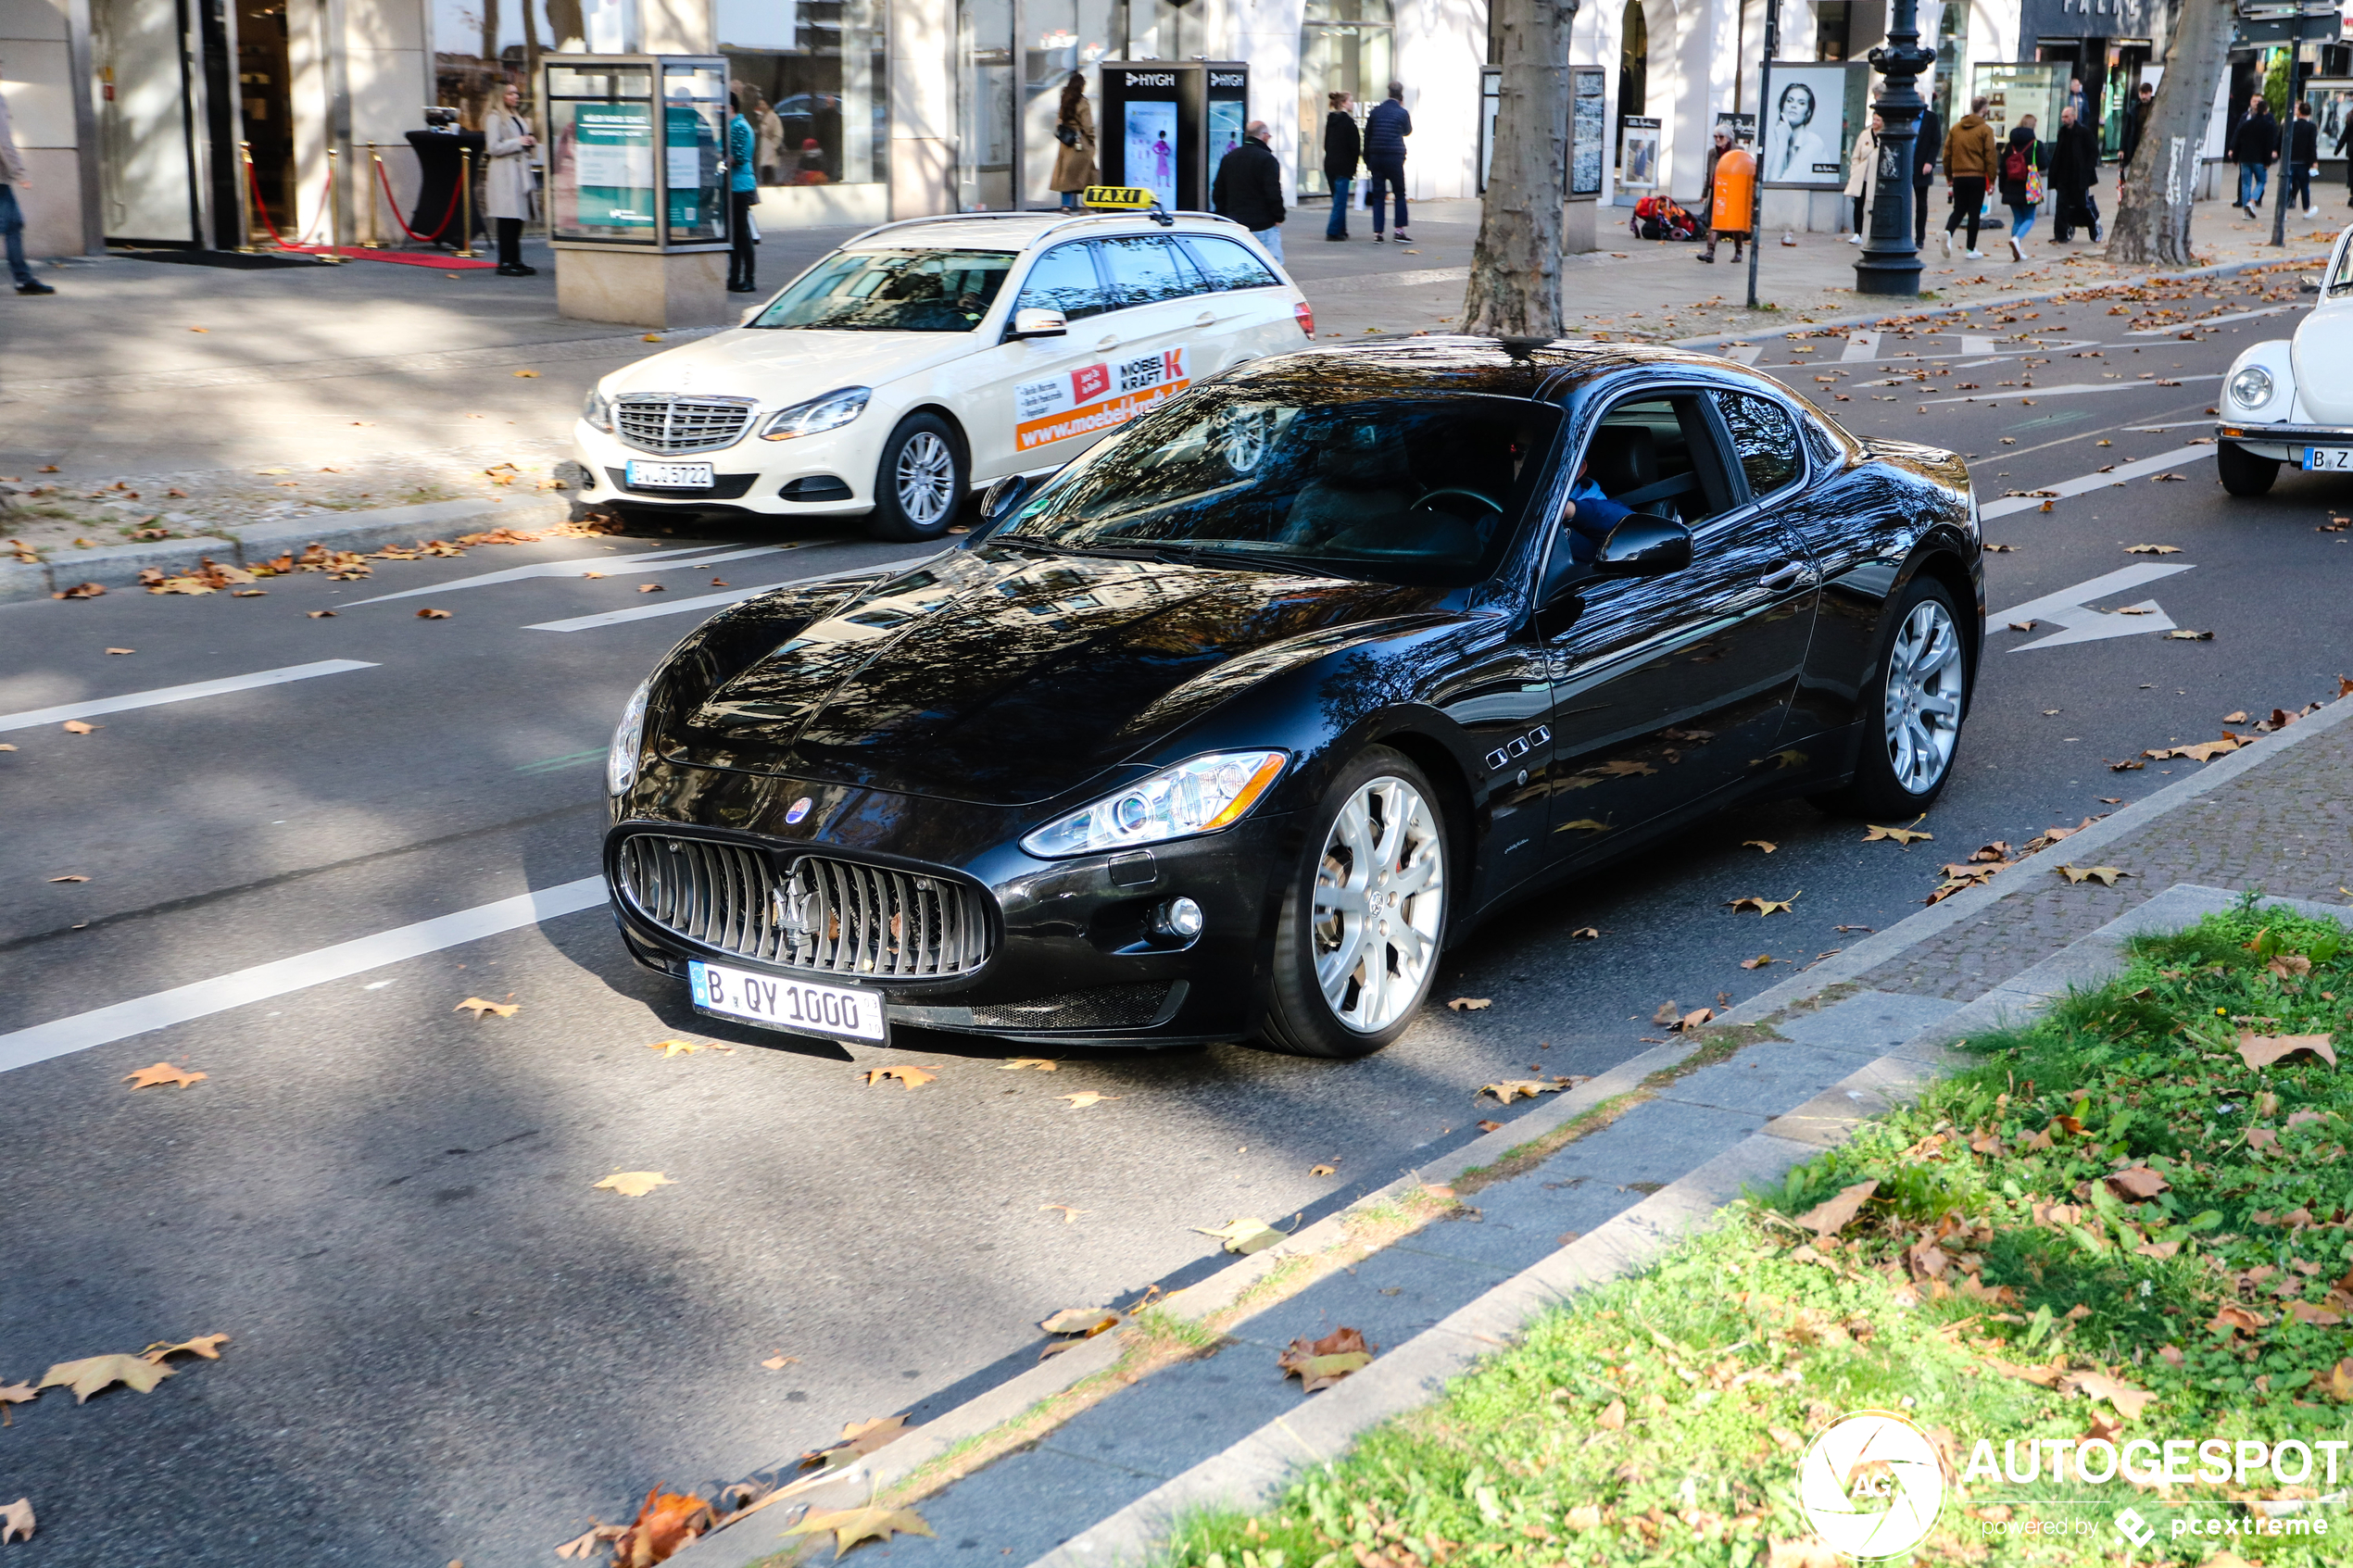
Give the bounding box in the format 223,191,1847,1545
1990,562,2194,651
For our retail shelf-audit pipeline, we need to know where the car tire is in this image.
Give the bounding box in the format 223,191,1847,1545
1814,576,1969,819
1256,746,1450,1060
866,413,967,542
2216,439,2280,496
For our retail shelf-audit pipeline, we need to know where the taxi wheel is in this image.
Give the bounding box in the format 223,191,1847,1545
868,414,967,542
2216,441,2279,497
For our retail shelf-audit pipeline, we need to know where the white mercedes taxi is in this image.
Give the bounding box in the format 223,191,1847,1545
573,207,1314,541
2216,224,2353,495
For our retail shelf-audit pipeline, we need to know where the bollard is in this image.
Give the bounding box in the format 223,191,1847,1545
457,147,478,258
236,142,259,252
316,147,348,262
361,144,384,247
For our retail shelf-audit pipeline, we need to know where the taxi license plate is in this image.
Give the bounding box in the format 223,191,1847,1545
626,459,716,489
2303,447,2353,472
688,960,886,1041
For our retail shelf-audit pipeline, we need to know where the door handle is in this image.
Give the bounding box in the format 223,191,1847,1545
1759,560,1813,591
1095,333,1120,350
1194,310,1215,326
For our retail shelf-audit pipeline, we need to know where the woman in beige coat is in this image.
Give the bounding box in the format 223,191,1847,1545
1049,74,1097,210
483,83,537,275
1844,111,1881,244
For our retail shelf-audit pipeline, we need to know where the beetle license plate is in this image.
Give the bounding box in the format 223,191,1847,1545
625,459,716,489
687,960,886,1042
2302,447,2353,472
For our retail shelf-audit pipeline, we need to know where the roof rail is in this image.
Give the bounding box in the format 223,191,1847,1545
841,207,1256,253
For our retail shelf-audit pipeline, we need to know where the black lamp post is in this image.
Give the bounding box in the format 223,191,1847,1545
1855,0,1938,295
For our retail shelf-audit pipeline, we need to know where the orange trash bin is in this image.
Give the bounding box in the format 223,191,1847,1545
1711,146,1756,236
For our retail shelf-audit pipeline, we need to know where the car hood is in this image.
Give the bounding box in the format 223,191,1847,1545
2293,307,2353,424
601,328,980,401
666,546,1441,807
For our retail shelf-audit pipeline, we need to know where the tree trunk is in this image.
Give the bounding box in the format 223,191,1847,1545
1463,0,1575,337
2106,0,2233,268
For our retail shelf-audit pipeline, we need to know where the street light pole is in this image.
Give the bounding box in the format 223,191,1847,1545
1855,0,1936,294
1745,0,1779,311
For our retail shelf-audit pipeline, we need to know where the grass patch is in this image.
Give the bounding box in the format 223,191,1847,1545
1157,902,2353,1566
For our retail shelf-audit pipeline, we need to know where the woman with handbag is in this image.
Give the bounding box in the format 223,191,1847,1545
727,93,759,293
1998,117,2045,262
1844,111,1881,244
484,83,538,276
1050,74,1097,211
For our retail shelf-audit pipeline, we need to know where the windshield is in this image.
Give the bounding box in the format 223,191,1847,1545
1004,385,1562,586
752,249,1015,332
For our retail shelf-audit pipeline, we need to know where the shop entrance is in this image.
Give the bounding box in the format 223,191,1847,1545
1294,0,1393,199
1617,0,1647,174
237,0,296,237
94,0,205,244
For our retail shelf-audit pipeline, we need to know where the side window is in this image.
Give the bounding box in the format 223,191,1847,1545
1015,244,1104,322
1095,235,1195,309
1718,392,1805,500
1179,234,1282,292
1576,394,1739,526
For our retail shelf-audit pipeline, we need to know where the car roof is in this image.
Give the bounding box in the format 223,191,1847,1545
1221,336,1751,401
839,210,1258,255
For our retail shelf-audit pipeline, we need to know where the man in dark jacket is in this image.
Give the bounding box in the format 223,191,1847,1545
2120,82,2154,171
2230,94,2278,213
1212,119,1287,264
2048,104,2101,242
2287,98,2320,217
1322,91,1360,240
1363,80,1412,242
1912,104,1942,246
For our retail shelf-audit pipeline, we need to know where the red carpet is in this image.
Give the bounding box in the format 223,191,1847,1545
283,245,498,270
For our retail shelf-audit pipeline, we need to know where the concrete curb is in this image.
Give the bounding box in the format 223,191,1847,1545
3,496,574,603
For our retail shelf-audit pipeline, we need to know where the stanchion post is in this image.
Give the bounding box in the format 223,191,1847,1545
362,144,384,247
456,147,479,257
235,142,259,252
317,146,347,262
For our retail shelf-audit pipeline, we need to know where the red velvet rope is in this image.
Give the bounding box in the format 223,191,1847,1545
371,154,467,245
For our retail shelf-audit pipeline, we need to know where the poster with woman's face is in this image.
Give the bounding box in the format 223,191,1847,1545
1125,102,1178,209
1762,65,1849,186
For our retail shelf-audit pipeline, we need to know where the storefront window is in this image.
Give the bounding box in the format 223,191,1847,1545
1296,0,1394,197
1022,0,1115,207
718,0,887,191
958,0,1015,208
433,0,637,127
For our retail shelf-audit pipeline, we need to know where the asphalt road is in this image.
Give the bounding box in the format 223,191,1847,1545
4,270,2348,1566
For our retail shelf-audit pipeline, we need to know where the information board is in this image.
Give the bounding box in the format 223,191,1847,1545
1570,68,1606,197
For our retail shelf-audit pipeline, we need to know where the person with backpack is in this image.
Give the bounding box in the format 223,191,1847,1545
1941,95,1996,258
1363,81,1411,243
1997,116,2045,261
1322,91,1361,240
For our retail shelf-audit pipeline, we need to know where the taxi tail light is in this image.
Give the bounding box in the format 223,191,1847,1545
1294,300,1314,337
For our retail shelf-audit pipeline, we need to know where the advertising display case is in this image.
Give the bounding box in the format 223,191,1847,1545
1099,60,1249,213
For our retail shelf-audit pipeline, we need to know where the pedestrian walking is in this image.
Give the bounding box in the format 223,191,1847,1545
725,93,759,291
2065,76,2089,126
1845,112,1881,244
1997,117,2044,260
1941,94,1996,258
1049,73,1097,212
2229,94,2277,214
0,60,50,295
1912,103,1942,247
1363,81,1411,243
2288,98,2319,217
1322,91,1360,240
1211,118,1287,265
483,83,539,277
2048,104,2100,243
2120,82,2154,173
1696,126,1753,264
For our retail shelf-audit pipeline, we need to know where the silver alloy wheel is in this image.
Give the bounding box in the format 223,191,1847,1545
1311,775,1444,1033
1883,598,1965,794
895,431,956,525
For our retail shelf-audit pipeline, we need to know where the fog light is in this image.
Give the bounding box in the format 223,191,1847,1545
1154,897,1204,939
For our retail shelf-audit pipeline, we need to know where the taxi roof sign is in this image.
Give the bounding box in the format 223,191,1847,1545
1081,185,1158,210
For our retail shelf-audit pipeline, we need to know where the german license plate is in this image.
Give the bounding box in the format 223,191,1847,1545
2302,447,2353,472
626,459,716,489
687,959,886,1041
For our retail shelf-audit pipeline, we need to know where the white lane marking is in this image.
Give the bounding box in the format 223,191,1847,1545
523,554,934,632
1962,335,2000,355
1724,345,1764,365
0,878,608,1074
2125,305,2291,335
1991,563,2195,651
1925,375,2221,407
1978,444,2216,520
340,545,786,607
0,659,378,734
2123,420,2221,432
1841,331,1881,362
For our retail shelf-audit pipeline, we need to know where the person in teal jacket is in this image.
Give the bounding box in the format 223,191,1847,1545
727,94,759,293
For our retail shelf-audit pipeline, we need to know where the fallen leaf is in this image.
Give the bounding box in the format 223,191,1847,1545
592,1171,674,1197
1597,1397,1628,1430
1740,954,1778,970
2324,1358,2353,1402
2236,1033,2339,1070
45,873,89,884
512,369,540,378
1864,824,1934,845
1985,542,2019,551
122,1061,205,1090
415,608,452,620
1672,1007,1713,1032
2057,864,2129,885
637,583,665,594
1278,1326,1373,1392
798,1413,912,1471
1794,1179,1879,1237
1040,1307,1119,1336
140,1333,230,1366
454,996,518,1019
865,1064,938,1088
105,647,134,656
784,1503,936,1557
52,582,107,599
1743,839,1778,853
1058,1091,1120,1109
2008,620,2037,633
2222,710,2249,724
999,1058,1060,1072
37,1353,174,1402
761,1353,800,1370
2290,1301,2346,1325
1477,1119,1503,1132
555,1524,625,1558
2125,544,2181,553
307,609,337,618
646,1039,709,1059
1570,925,1601,938
2067,1369,2155,1420
1448,997,1493,1011
609,1486,712,1564
1727,893,1800,916
1310,1162,1339,1175
2108,1167,2168,1200
0,1499,30,1545
1195,1217,1285,1254
1038,1204,1086,1223
1480,1078,1570,1104
61,720,96,734
2164,629,2215,641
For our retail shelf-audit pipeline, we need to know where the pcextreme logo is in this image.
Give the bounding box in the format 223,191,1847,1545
1795,1411,1948,1560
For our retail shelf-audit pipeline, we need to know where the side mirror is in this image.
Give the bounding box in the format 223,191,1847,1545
738,305,761,326
967,473,1035,545
1592,516,1692,577
1008,307,1068,341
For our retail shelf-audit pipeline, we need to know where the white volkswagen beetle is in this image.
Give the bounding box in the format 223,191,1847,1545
573,209,1313,541
2215,226,2353,495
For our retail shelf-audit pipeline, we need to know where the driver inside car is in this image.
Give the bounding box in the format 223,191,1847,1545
1559,453,1634,564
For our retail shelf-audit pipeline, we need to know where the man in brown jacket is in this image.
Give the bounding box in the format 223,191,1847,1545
1941,95,1996,259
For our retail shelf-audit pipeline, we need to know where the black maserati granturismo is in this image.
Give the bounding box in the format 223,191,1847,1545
601,338,1981,1058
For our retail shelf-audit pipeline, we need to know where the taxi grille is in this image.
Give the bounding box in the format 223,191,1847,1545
613,395,758,455
616,834,993,980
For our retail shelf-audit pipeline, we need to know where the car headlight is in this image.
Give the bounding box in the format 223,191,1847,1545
1020,751,1288,859
583,387,614,433
2229,365,2275,410
761,386,871,442
608,679,651,797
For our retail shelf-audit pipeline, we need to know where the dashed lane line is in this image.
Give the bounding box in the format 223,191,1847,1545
523,554,933,632
339,544,790,607
0,659,379,734
2124,305,2292,335
1923,374,2221,407
1978,444,2217,521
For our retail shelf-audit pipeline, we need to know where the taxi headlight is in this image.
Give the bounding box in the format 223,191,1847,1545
2229,366,2275,410
608,679,651,797
761,386,871,442
1020,751,1288,859
583,387,615,433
